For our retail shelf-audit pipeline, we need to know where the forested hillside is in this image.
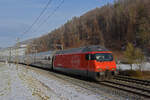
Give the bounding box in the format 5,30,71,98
27,0,150,54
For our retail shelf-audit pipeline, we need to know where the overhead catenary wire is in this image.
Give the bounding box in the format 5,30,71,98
19,0,64,42
23,0,53,34
32,0,65,34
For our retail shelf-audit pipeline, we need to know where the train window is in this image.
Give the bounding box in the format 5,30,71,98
91,54,95,60
95,53,113,61
48,56,51,60
44,57,47,60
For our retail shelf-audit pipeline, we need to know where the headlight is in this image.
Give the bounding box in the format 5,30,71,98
98,68,102,71
112,68,115,71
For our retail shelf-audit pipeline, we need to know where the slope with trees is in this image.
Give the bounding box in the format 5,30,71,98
27,0,150,55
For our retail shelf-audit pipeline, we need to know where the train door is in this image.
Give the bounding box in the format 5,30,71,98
85,54,91,77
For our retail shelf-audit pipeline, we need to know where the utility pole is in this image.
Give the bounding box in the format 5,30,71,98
9,47,11,65
16,38,20,70
32,44,37,63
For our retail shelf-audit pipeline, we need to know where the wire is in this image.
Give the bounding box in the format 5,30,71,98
32,0,64,33
23,0,53,34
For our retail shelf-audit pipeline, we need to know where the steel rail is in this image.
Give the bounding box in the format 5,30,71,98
114,75,150,86
100,80,150,99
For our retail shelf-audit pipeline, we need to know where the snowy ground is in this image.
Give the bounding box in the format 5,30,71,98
117,63,150,71
0,62,120,100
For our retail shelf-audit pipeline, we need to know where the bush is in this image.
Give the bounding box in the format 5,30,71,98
119,70,143,77
124,43,145,71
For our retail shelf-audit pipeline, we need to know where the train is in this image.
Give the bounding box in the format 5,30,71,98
0,45,117,81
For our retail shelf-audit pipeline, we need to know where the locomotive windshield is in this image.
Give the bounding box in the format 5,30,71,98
95,53,113,61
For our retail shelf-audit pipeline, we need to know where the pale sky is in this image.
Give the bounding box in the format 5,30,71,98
0,0,114,47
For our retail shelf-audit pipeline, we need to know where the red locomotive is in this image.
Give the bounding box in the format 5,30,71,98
53,45,117,81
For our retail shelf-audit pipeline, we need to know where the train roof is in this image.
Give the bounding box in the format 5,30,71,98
27,51,52,56
36,51,52,56
56,45,110,54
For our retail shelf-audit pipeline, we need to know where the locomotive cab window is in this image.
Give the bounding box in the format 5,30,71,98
95,53,113,61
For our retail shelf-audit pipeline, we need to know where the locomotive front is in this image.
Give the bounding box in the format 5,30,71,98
84,46,117,81
93,52,116,81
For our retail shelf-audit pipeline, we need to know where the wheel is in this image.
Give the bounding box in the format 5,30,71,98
94,72,105,81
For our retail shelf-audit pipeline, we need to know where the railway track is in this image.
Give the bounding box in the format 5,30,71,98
42,71,149,99
50,71,150,99
19,64,150,99
26,67,121,100
47,71,120,99
100,80,150,99
97,75,150,99
114,75,150,86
